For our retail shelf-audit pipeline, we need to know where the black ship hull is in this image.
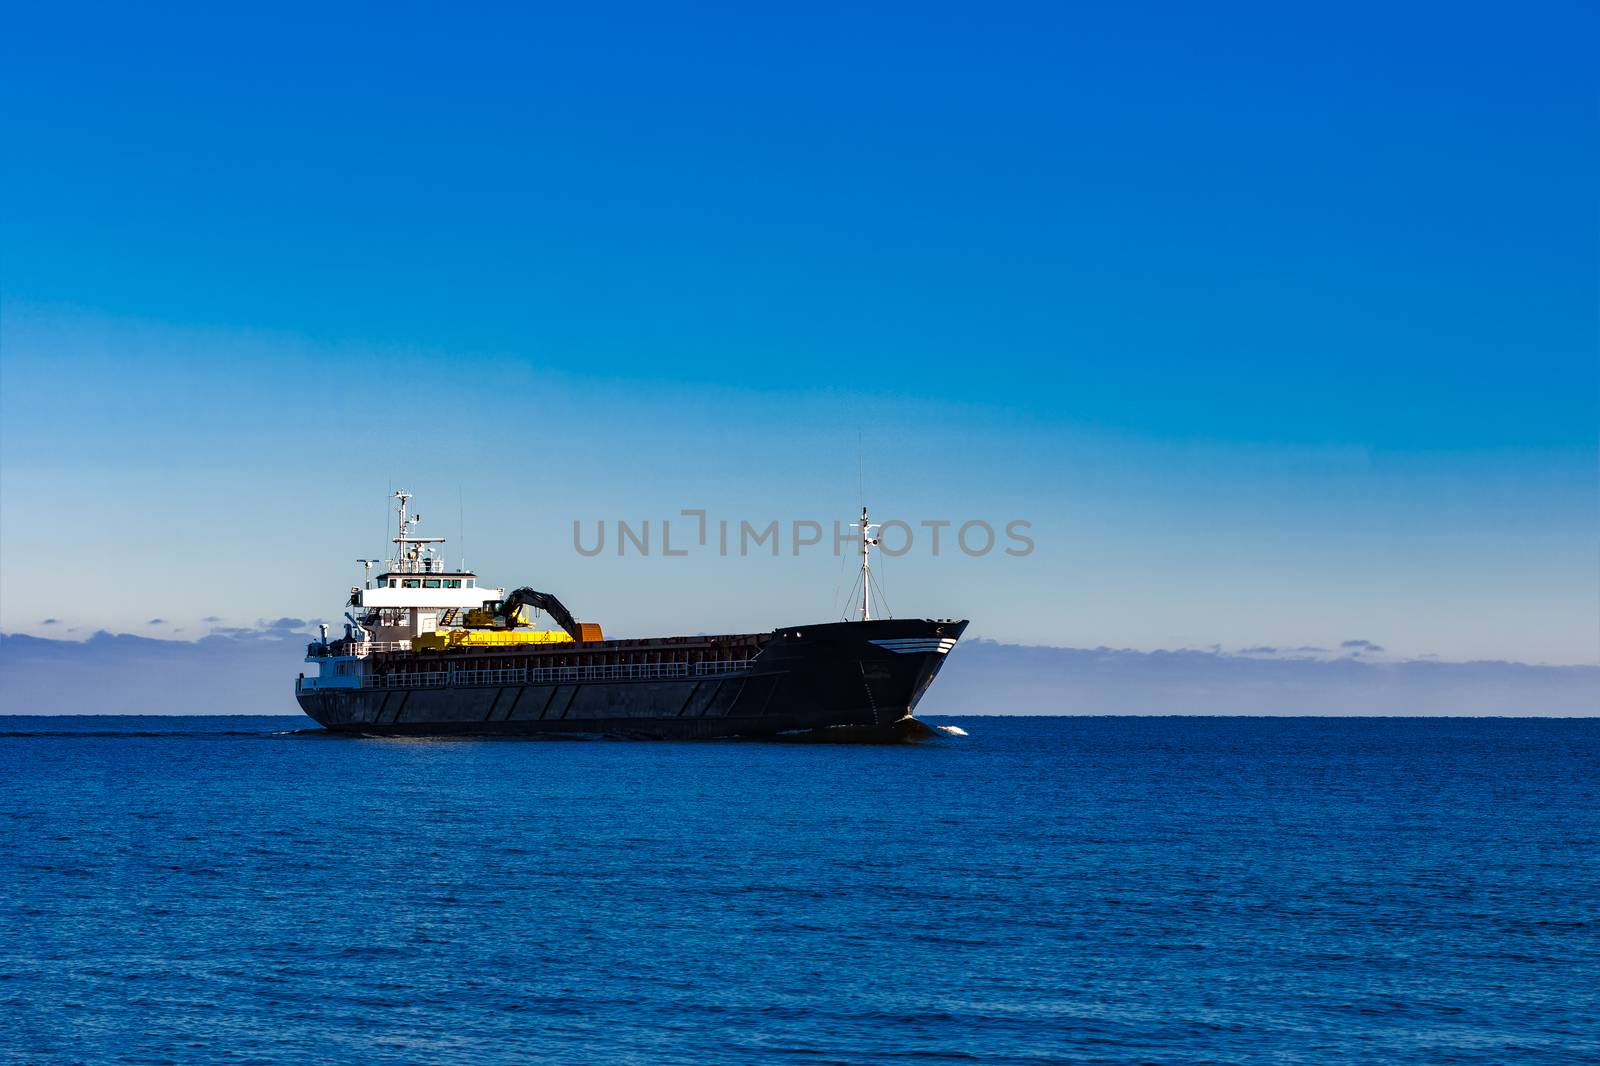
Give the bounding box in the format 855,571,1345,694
296,619,967,740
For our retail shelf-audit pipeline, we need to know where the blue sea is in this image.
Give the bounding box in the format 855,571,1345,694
2,716,1596,1065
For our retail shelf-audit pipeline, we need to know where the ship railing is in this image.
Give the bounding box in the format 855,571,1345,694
528,662,691,684
364,671,449,689
358,658,758,689
310,639,411,658
386,558,452,575
334,640,411,657
694,659,755,675
450,668,527,686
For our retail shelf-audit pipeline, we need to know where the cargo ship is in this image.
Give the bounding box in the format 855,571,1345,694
295,492,967,739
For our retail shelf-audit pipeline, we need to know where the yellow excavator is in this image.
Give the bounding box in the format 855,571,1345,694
412,587,603,651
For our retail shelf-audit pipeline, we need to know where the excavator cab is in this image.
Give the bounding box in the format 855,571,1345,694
465,601,527,629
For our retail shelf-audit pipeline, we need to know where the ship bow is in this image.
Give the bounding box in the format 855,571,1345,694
755,618,968,732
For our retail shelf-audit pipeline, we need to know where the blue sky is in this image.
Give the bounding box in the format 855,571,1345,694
1,2,1595,665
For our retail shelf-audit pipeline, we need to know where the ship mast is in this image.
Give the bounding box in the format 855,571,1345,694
859,506,882,622
393,490,415,559
390,489,446,574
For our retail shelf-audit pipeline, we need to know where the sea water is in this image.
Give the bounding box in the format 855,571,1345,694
2,715,1596,1064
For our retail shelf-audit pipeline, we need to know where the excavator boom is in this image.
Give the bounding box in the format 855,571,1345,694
500,587,603,643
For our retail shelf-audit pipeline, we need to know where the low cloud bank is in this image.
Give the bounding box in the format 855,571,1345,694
1,632,313,715
919,640,1599,716
0,633,1595,717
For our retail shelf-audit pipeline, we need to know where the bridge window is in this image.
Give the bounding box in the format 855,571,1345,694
402,579,421,588
466,578,475,587
423,579,441,588
445,579,461,588
389,579,397,588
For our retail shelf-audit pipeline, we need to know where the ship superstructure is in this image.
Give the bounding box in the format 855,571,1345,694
297,492,966,739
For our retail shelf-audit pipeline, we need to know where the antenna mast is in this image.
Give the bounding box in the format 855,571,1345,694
859,506,882,622
393,490,412,551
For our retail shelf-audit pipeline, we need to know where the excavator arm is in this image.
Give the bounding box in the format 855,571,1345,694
500,587,604,643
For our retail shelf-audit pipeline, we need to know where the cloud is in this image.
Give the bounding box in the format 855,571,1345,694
918,639,1600,717
147,618,167,625
204,620,321,640
39,618,59,625
0,630,314,714
202,615,222,623
2,633,1595,717
1341,639,1385,653
1239,646,1278,655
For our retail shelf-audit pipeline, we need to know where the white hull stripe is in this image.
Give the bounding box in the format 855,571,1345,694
869,638,959,655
